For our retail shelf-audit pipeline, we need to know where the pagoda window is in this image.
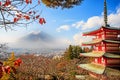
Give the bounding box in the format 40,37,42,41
94,58,98,63
102,34,105,39
96,47,98,51
98,46,102,51
118,34,120,39
98,58,101,64
98,35,102,39
101,57,105,65
102,47,105,51
96,36,98,39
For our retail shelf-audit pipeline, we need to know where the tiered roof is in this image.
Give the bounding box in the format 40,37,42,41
78,63,105,74
80,51,120,58
82,39,120,46
104,53,120,58
80,51,104,57
83,26,120,36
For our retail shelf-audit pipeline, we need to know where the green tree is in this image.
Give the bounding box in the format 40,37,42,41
64,45,83,60
76,46,82,58
83,47,90,53
68,45,73,59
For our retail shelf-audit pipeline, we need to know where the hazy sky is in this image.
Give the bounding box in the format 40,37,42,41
0,0,120,48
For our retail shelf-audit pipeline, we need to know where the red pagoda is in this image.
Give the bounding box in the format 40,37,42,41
78,0,120,78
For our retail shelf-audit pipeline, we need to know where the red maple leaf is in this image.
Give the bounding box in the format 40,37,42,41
4,66,11,74
14,58,22,67
4,0,11,6
24,15,30,20
25,0,29,4
39,18,46,25
14,18,18,22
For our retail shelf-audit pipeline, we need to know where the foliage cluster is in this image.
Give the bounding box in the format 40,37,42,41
15,54,81,80
42,0,84,9
64,45,91,60
0,0,83,31
0,52,22,80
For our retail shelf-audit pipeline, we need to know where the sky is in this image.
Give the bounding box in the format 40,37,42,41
0,0,120,49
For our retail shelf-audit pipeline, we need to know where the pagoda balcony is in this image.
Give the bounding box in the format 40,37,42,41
82,38,102,46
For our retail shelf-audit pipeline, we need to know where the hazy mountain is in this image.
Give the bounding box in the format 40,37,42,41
19,31,54,42
10,31,68,49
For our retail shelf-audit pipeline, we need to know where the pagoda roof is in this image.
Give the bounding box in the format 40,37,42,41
83,26,120,36
103,40,120,44
78,63,105,74
80,51,104,57
104,53,120,58
82,38,102,45
102,26,120,30
80,51,120,58
82,39,120,45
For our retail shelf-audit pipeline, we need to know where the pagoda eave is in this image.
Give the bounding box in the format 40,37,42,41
83,26,120,36
78,63,105,74
80,51,105,57
82,27,102,36
103,53,120,58
106,64,120,67
103,40,120,44
82,39,120,46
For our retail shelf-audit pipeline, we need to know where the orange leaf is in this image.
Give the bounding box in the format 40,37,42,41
14,58,22,67
39,18,46,25
26,0,29,4
4,66,11,74
24,15,30,20
16,14,22,18
4,0,11,6
39,18,43,24
14,18,19,23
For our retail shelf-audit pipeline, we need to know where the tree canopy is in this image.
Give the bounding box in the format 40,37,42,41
42,0,84,9
64,45,83,60
0,0,83,31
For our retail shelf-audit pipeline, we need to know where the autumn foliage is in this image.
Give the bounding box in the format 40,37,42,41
0,0,46,31
0,0,85,31
0,52,22,80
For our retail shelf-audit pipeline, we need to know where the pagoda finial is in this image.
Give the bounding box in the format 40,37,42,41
104,0,108,27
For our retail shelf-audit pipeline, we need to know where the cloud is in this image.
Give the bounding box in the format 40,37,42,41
108,9,120,27
63,19,75,22
56,25,70,32
72,21,84,29
72,8,120,30
73,33,94,45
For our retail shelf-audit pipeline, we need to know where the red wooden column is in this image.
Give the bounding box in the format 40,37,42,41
104,29,106,39
104,43,106,52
